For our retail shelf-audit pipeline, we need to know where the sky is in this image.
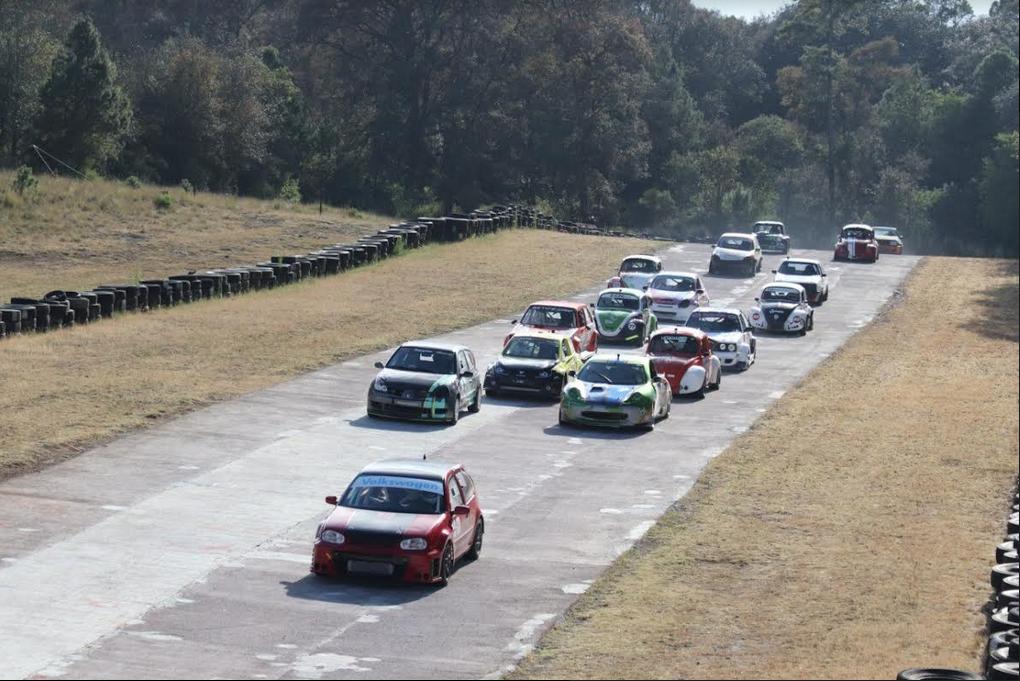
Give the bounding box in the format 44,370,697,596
691,0,996,20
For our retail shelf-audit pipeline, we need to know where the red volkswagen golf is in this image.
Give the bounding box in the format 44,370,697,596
311,459,483,585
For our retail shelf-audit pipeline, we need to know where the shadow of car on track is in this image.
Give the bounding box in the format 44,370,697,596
541,423,651,440
282,574,440,604
346,414,473,431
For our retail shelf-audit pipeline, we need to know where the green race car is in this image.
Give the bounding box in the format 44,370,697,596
559,354,672,429
593,288,658,346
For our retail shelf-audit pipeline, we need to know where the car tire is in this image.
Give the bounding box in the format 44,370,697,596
466,519,484,561
711,371,722,390
468,389,480,413
438,542,455,585
448,398,460,425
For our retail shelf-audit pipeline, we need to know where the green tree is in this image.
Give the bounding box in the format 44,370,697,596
979,131,1019,256
34,18,132,171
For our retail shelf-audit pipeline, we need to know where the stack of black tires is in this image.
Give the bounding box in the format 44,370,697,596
897,479,1019,681
1,203,660,343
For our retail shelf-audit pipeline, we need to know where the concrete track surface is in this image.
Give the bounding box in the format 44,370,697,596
0,245,918,679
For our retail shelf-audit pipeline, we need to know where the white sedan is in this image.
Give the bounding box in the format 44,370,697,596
772,258,829,305
708,233,762,277
749,283,815,335
684,307,757,371
646,271,710,325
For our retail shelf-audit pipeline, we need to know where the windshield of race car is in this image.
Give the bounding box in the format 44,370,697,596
687,311,741,333
648,334,700,355
649,275,696,292
755,223,783,234
386,346,457,374
842,227,872,240
874,226,898,237
503,337,559,360
598,292,641,310
621,258,657,272
777,261,820,276
717,237,754,250
762,287,801,302
341,475,445,514
577,361,647,385
521,305,575,329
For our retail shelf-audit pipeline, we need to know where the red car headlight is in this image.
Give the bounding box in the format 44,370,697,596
320,529,345,544
400,537,428,551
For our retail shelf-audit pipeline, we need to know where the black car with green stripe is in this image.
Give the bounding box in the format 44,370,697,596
367,342,481,424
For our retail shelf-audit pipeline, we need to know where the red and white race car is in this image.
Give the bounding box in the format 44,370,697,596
312,459,483,585
833,224,880,263
506,300,598,352
644,326,721,397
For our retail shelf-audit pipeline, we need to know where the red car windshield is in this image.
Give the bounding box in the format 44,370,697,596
842,228,872,240
341,474,446,514
521,306,575,329
648,335,700,355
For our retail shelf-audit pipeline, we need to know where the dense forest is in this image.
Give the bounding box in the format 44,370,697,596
1,0,1017,254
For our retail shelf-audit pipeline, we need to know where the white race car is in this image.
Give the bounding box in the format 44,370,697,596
607,254,663,290
772,258,829,305
684,307,757,371
749,283,815,335
646,271,710,326
708,233,762,277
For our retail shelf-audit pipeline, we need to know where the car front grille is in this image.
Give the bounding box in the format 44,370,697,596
581,411,628,421
385,383,430,399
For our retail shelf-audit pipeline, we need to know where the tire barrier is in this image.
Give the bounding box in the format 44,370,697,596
904,480,1019,681
896,669,983,680
2,204,667,343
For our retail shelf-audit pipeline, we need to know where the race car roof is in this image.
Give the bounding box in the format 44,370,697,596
652,270,699,279
526,300,588,311
584,353,649,366
399,340,471,353
719,232,757,239
650,325,708,339
360,458,458,481
622,254,661,262
763,282,806,292
842,223,873,232
782,257,823,266
691,306,743,316
597,287,646,297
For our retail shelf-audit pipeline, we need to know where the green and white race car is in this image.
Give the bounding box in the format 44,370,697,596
559,354,672,429
593,288,658,346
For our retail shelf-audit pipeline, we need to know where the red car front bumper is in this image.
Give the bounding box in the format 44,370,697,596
312,541,444,584
878,242,902,254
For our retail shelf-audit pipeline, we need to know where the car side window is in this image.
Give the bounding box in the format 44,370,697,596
454,472,475,502
466,351,477,373
457,351,469,375
561,339,570,359
740,313,751,331
449,477,464,507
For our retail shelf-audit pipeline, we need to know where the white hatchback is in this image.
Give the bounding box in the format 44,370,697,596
646,271,710,325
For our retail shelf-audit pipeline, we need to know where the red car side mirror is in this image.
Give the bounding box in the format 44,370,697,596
325,496,338,505
453,505,471,516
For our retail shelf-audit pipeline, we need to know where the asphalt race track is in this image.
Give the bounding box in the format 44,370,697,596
0,244,919,680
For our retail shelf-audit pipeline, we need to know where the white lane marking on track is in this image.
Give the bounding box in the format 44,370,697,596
567,437,583,445
101,505,127,512
356,615,379,624
245,551,312,565
255,654,278,661
16,528,38,533
126,631,182,643
177,465,200,471
562,581,593,594
276,644,298,649
643,489,662,496
600,508,623,515
769,390,785,399
628,521,656,541
505,613,557,661
291,653,376,677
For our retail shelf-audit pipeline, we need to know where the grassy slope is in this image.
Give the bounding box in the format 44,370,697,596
512,257,1019,680
0,223,645,477
0,171,392,302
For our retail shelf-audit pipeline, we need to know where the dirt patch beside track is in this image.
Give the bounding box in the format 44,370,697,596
0,230,645,477
512,256,1019,679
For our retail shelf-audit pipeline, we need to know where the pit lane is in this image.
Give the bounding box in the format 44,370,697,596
0,245,919,679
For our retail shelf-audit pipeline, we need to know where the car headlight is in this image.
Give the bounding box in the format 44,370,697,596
627,320,638,331
432,385,450,399
494,365,507,375
565,387,582,400
373,377,387,392
624,392,650,406
400,537,427,551
538,370,551,379
320,529,345,544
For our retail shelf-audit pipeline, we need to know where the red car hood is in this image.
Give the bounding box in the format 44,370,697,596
323,506,445,537
650,354,700,386
513,323,579,335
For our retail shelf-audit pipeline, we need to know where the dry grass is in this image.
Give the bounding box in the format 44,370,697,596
0,170,391,301
512,257,1019,680
0,230,645,477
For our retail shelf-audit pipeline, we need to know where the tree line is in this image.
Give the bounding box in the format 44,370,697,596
1,0,1017,255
